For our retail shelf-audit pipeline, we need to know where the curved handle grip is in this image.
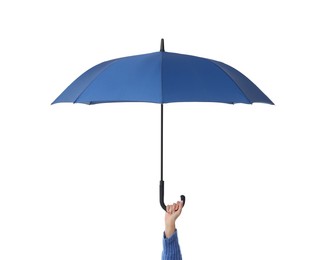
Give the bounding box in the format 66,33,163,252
160,180,186,211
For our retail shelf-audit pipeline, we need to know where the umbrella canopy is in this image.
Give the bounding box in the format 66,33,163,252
52,39,273,211
52,40,273,105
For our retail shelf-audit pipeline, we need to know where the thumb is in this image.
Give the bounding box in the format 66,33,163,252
176,201,183,213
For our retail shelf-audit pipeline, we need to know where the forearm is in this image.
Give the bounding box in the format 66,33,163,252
162,229,182,260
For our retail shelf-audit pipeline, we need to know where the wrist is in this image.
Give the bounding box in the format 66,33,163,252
164,223,176,239
165,219,176,228
165,221,175,228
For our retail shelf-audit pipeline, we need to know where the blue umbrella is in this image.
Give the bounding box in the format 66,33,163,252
52,39,274,210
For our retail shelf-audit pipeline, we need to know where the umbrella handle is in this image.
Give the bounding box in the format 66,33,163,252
160,180,186,211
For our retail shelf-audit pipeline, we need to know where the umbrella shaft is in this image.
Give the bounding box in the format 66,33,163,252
161,104,164,181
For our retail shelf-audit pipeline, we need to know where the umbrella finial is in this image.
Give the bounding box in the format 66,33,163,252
160,38,165,52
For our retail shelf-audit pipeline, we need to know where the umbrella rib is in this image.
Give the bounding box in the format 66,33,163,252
73,58,122,104
208,59,252,104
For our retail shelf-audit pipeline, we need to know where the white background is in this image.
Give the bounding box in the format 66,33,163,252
1,1,326,259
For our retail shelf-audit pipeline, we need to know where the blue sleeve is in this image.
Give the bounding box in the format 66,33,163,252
162,229,182,260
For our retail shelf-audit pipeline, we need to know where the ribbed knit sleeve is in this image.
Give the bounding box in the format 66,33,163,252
162,229,182,260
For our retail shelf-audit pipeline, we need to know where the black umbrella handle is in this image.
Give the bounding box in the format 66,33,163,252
160,180,186,211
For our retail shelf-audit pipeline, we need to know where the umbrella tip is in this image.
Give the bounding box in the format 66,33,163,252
160,38,165,52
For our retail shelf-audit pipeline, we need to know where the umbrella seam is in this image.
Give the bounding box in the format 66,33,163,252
208,59,252,104
73,58,122,104
160,52,164,104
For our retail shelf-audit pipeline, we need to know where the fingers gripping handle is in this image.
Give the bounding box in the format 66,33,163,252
160,180,186,211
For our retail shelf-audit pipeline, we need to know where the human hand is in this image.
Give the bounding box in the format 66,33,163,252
164,201,183,238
